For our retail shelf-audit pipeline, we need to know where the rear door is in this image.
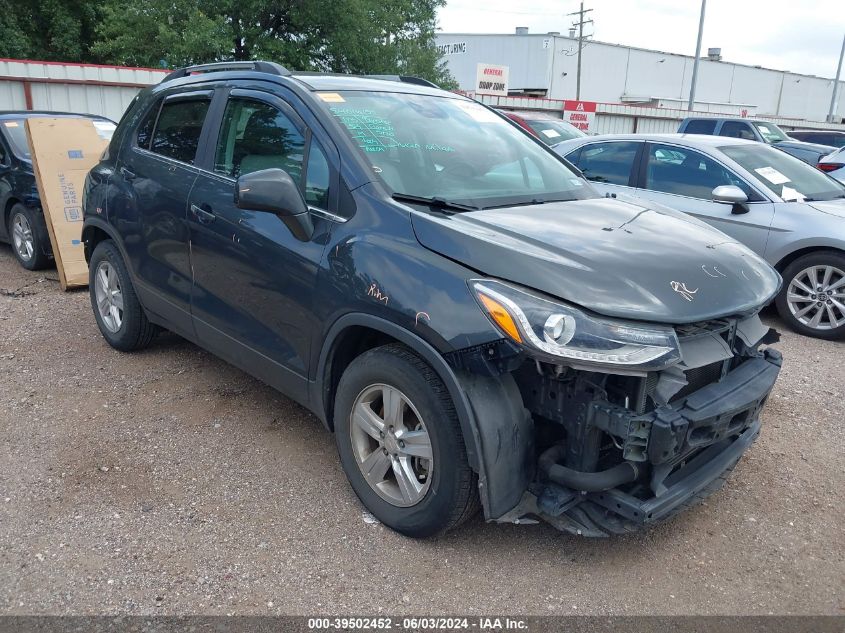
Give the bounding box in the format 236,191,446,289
112,89,216,331
634,142,774,255
187,87,337,401
563,140,643,197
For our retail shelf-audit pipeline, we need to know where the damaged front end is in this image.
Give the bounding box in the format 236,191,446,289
450,280,782,537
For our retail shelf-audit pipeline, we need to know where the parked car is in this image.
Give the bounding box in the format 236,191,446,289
788,129,845,148
678,117,836,166
555,133,845,339
498,109,586,145
0,111,116,270
818,146,845,184
82,61,782,539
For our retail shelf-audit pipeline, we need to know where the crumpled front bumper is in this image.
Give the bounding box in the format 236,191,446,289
536,349,782,536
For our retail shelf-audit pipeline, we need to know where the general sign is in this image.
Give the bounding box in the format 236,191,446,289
475,63,509,97
563,100,597,132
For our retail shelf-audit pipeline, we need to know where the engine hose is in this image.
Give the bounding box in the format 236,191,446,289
538,444,640,493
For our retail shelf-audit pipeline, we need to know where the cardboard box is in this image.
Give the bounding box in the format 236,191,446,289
25,118,109,290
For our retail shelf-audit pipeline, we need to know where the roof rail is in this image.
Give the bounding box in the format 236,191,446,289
162,61,292,83
365,75,440,89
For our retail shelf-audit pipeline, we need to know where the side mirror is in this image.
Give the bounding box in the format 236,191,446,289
712,185,748,204
235,168,313,241
712,185,750,215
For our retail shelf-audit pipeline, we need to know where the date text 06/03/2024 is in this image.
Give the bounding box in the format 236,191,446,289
306,617,529,630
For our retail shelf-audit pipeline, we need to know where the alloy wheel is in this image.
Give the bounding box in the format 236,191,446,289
94,261,124,333
786,264,845,330
11,213,34,262
349,384,434,507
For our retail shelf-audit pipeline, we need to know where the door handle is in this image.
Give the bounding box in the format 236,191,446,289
190,204,216,225
119,166,136,181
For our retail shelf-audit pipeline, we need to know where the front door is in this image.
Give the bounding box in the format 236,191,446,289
635,142,774,256
188,89,334,401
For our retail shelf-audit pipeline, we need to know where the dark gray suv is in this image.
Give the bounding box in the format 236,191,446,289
679,117,836,165
81,61,783,538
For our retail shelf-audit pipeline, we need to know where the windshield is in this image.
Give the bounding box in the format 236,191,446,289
753,122,789,143
722,144,845,202
320,91,594,209
525,119,585,144
1,118,115,159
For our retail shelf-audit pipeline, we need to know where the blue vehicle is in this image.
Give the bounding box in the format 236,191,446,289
0,111,115,269
82,61,782,538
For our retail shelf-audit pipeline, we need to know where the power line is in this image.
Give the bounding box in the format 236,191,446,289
568,1,593,100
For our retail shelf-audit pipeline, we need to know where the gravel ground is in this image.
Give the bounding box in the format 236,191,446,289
0,244,843,616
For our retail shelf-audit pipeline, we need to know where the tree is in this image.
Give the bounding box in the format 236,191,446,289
90,0,455,87
0,0,102,62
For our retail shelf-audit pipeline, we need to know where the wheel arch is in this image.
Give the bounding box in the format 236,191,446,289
3,196,20,228
315,315,477,459
773,245,845,274
314,313,534,520
82,217,126,264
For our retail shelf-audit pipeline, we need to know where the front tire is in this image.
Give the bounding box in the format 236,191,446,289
8,204,50,270
775,251,845,340
334,344,480,537
89,240,157,351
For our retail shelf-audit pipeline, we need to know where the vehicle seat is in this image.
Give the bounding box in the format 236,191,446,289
236,111,302,181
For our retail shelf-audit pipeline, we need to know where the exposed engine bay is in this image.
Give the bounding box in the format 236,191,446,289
451,312,781,537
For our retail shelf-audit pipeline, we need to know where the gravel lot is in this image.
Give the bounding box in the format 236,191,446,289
0,244,843,616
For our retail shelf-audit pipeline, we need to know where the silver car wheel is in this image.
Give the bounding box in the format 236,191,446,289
94,261,124,333
349,383,434,508
11,212,34,262
786,264,845,330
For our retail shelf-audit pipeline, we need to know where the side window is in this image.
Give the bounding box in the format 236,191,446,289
719,121,756,141
684,119,717,135
214,98,305,182
645,143,758,200
136,101,160,149
571,141,640,185
150,98,210,164
305,141,330,209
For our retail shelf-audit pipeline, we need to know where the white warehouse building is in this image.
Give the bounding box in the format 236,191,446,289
435,29,845,124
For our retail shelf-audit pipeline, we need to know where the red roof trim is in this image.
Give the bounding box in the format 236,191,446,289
0,58,168,74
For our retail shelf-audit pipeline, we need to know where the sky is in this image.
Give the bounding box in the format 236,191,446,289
437,0,845,78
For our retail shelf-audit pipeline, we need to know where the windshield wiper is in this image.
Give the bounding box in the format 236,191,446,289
391,193,480,213
482,197,577,210
802,194,845,202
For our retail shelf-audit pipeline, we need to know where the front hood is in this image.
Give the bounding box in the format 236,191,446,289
806,198,845,220
410,198,781,324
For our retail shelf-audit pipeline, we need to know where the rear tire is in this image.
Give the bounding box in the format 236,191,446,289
775,251,845,340
8,204,50,270
334,344,480,537
89,240,157,351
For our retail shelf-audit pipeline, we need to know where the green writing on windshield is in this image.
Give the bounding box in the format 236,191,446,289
329,106,455,153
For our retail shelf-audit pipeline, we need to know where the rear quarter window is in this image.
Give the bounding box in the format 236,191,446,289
683,119,718,135
135,100,161,149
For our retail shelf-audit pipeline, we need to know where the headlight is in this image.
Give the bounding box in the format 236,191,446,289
471,280,681,371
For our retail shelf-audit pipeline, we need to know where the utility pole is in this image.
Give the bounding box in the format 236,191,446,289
687,0,706,111
568,2,593,101
827,34,845,123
